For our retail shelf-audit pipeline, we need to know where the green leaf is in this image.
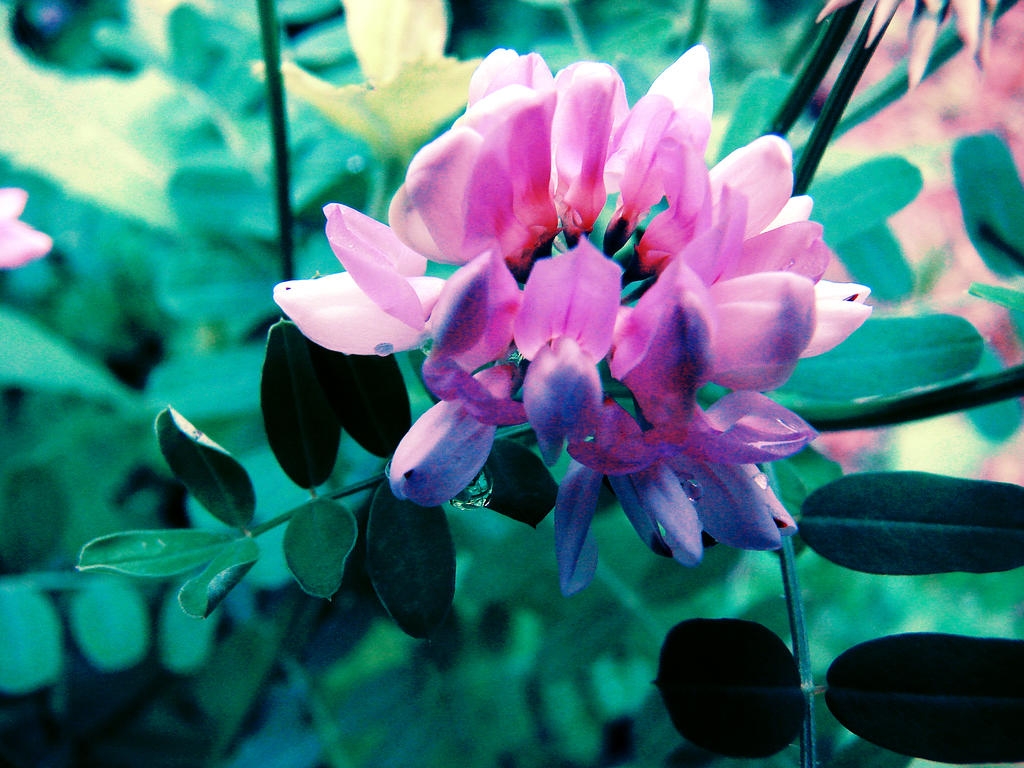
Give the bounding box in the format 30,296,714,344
965,345,1022,442
305,340,411,458
78,529,235,577
833,223,914,302
716,70,793,161
261,321,341,489
800,471,1024,574
826,633,1024,763
158,587,219,674
156,407,256,528
341,0,447,84
656,619,803,758
953,133,1024,276
772,444,843,517
0,583,63,694
284,498,358,598
777,314,983,401
68,578,150,673
178,538,260,618
969,281,1024,312
483,439,558,527
366,482,455,638
169,165,274,238
810,156,923,246
0,306,136,409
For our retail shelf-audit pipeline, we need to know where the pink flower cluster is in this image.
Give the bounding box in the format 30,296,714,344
275,46,871,594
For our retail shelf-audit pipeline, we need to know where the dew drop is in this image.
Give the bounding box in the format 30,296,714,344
450,466,493,510
784,258,796,270
752,472,769,490
683,479,703,502
374,342,394,356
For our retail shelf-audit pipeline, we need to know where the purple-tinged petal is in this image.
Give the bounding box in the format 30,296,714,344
389,399,496,506
802,280,872,357
467,49,554,106
421,359,527,426
514,240,622,361
724,220,831,283
324,203,430,328
609,463,703,566
273,273,443,356
667,457,794,550
647,44,713,126
568,398,666,476
709,271,816,391
710,135,794,238
554,460,602,595
683,392,816,464
523,337,603,465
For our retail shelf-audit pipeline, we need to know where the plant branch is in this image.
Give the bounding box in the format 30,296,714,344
779,536,817,768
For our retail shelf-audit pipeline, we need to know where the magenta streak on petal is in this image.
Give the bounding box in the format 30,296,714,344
554,460,603,595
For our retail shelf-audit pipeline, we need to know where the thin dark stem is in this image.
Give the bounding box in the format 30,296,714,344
256,0,294,282
769,1,862,137
779,536,816,768
248,474,385,537
685,0,709,48
793,5,892,195
794,362,1024,431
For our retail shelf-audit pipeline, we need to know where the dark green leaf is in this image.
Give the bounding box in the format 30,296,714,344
366,482,455,638
483,439,557,527
969,281,1024,312
158,587,219,674
0,583,63,694
178,538,260,618
717,71,793,161
68,578,150,672
811,156,923,246
827,633,1024,763
284,498,358,598
833,223,914,302
262,321,341,489
306,340,411,457
953,133,1024,276
778,315,983,401
800,471,1024,574
656,618,803,758
78,529,235,577
155,407,256,527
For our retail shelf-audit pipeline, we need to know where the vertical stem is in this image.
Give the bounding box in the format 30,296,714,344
780,536,817,768
793,5,893,195
560,0,594,59
256,0,295,282
685,0,709,48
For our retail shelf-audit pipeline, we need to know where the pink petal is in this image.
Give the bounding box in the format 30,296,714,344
324,203,429,328
273,273,443,356
803,280,872,357
0,188,29,219
710,135,794,238
467,49,554,106
514,239,622,361
523,337,603,465
647,44,713,126
389,399,496,506
724,220,831,282
683,392,816,464
554,460,603,595
709,271,816,391
0,220,52,269
763,195,813,230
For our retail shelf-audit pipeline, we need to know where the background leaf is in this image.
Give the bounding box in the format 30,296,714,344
284,498,358,598
800,471,1024,574
366,482,455,638
261,321,341,489
0,583,63,695
78,529,235,577
655,618,803,758
483,438,558,527
832,223,914,302
716,70,793,161
826,633,1024,763
158,586,220,674
178,537,260,618
968,281,1024,312
156,407,256,528
68,578,150,673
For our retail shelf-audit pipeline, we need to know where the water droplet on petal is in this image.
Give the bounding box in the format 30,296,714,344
784,258,796,270
683,479,703,501
753,472,769,490
374,342,394,356
450,466,493,510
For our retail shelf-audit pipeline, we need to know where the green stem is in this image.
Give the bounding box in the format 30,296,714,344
685,0,709,48
793,5,892,195
779,536,817,768
781,11,826,76
248,474,385,536
793,362,1024,431
256,0,294,282
768,1,862,137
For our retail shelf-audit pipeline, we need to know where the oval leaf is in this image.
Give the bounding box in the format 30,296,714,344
78,529,235,577
69,579,150,673
284,497,358,598
833,223,914,302
800,471,1024,574
656,618,803,758
158,587,219,674
827,633,1024,763
156,407,256,527
778,314,983,401
261,320,341,489
305,339,411,457
178,538,260,618
366,482,454,638
483,438,558,527
0,584,63,695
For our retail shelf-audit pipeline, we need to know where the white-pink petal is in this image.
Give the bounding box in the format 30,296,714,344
710,135,794,238
802,280,872,357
